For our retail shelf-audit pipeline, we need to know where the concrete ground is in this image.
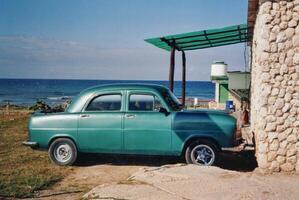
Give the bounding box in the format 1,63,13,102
83,164,299,200
25,150,298,200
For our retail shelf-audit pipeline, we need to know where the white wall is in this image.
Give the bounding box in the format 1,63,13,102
228,73,251,90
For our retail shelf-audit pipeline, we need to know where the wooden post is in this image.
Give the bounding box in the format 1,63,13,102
182,51,186,106
169,46,175,92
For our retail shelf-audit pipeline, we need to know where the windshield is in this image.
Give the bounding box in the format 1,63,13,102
162,89,182,111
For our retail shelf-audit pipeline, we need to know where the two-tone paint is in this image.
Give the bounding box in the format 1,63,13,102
25,84,237,156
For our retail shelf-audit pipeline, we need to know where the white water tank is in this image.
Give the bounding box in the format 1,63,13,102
211,61,227,77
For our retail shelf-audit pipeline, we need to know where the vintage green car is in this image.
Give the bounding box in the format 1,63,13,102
23,84,237,166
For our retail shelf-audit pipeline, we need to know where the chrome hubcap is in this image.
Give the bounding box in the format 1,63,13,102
191,144,215,166
54,143,72,163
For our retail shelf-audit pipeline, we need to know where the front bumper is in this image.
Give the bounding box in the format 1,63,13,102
22,141,39,148
233,137,244,146
222,139,246,151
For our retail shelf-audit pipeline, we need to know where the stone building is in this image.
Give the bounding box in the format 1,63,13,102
249,0,299,172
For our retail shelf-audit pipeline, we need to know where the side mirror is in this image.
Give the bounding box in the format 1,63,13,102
179,103,186,110
159,107,169,115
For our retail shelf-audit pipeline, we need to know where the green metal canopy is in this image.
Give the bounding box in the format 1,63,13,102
144,24,252,106
145,24,251,51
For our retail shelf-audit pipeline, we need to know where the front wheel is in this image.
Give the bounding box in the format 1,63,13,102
185,139,219,166
49,138,77,166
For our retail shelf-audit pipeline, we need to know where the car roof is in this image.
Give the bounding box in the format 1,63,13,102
66,83,169,113
81,83,169,94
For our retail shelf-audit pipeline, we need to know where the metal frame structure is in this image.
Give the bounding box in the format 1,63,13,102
145,24,252,106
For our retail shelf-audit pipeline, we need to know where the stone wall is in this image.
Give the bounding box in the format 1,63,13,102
251,0,299,172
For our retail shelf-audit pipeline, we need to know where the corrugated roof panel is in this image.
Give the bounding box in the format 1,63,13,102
144,24,252,51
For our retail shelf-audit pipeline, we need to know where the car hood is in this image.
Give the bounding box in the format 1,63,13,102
180,109,230,115
174,109,234,125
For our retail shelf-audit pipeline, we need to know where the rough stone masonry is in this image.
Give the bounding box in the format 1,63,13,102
251,0,299,172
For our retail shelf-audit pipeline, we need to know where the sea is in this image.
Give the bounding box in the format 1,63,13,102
0,79,215,106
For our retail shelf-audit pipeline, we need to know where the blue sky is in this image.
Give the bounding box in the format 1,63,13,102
0,0,248,80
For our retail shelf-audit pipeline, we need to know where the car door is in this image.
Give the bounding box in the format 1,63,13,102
77,92,123,152
123,91,172,154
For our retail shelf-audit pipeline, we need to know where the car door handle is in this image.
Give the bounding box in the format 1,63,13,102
125,114,136,119
81,114,90,118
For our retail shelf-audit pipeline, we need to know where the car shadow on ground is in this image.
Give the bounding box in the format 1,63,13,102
76,149,257,172
218,149,257,172
76,153,182,167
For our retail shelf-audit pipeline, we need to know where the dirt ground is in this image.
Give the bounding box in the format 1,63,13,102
29,154,185,200
16,149,299,200
20,149,257,200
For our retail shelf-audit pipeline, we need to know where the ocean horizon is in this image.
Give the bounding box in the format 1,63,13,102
0,78,215,106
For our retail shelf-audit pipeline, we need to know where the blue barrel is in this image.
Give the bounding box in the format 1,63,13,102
226,100,234,110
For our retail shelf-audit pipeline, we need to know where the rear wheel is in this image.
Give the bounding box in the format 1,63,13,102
49,138,77,166
185,139,219,166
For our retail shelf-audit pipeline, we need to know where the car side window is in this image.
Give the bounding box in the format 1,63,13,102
129,94,161,111
85,94,121,111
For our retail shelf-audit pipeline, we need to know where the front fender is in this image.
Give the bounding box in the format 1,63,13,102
180,134,221,153
171,111,236,154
